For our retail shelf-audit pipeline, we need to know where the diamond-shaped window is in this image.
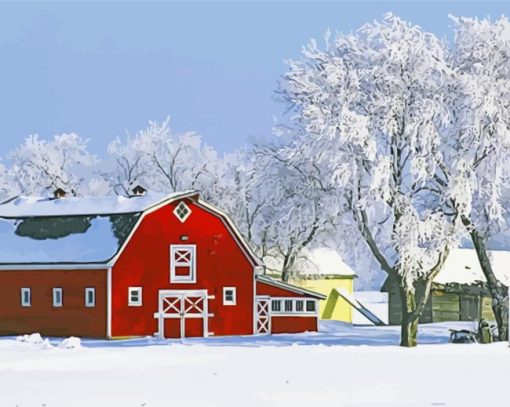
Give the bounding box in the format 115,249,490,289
173,201,191,223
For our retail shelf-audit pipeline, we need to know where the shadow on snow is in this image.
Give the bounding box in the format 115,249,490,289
2,321,476,349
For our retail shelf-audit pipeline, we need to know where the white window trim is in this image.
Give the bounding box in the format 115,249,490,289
128,287,143,306
270,297,318,316
21,287,31,307
223,287,237,306
53,287,63,307
173,201,192,223
85,287,96,307
170,244,197,283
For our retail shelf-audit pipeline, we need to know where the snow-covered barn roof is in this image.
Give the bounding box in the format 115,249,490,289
297,248,357,278
0,191,190,218
434,248,510,286
0,191,195,267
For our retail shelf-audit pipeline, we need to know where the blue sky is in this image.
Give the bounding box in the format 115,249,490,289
0,1,509,157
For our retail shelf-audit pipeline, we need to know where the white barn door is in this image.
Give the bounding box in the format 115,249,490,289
155,290,208,339
255,296,271,335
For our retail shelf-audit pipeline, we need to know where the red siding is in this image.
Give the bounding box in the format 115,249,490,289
0,269,107,337
256,280,319,334
256,280,311,298
111,199,255,338
271,316,318,333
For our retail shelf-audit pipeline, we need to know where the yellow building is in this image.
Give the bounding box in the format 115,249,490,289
291,248,357,323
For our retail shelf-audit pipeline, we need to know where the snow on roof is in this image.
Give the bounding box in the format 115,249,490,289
0,191,193,218
0,214,138,265
299,248,357,277
434,248,510,286
0,191,196,266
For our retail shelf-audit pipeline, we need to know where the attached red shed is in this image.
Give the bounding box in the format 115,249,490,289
0,191,325,339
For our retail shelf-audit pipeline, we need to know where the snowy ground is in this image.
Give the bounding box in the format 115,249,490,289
0,321,508,406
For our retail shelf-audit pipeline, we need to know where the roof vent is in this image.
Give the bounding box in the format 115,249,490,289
132,185,147,196
53,188,67,199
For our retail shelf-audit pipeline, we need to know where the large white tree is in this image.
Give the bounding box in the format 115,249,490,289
277,13,461,346
441,15,510,340
8,133,97,197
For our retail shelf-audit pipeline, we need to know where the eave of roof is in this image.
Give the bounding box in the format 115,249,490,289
256,275,327,300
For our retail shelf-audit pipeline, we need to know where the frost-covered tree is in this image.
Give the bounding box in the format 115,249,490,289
212,146,335,280
278,14,461,346
255,145,337,281
211,149,269,249
442,16,510,340
8,134,97,197
0,162,19,202
106,118,221,198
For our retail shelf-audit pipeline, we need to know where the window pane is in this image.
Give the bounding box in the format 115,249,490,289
171,245,196,282
21,288,30,306
284,300,293,312
271,300,281,312
174,266,191,276
54,289,62,306
86,288,95,306
306,300,315,312
296,300,304,312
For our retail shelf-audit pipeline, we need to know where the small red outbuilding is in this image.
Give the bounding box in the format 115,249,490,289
0,191,325,339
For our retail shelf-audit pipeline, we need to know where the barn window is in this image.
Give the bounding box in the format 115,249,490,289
306,300,316,312
85,287,95,307
173,201,191,223
170,245,196,283
271,299,281,312
128,287,142,306
284,299,293,312
53,288,63,307
21,288,31,307
296,300,304,312
223,287,237,305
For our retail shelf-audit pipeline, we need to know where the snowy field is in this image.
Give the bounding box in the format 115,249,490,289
0,321,508,407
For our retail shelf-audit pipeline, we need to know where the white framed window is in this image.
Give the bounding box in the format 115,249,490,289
271,299,281,312
170,245,196,283
223,287,237,306
128,287,143,306
53,288,63,307
270,298,317,315
21,288,31,307
173,201,192,223
85,287,95,307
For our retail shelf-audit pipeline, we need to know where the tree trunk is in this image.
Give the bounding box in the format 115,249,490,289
281,252,294,282
462,216,509,341
401,311,419,347
399,284,419,347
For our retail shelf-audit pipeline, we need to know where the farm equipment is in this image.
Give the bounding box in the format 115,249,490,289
448,319,497,344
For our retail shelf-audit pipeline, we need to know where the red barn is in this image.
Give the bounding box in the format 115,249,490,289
0,191,324,339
